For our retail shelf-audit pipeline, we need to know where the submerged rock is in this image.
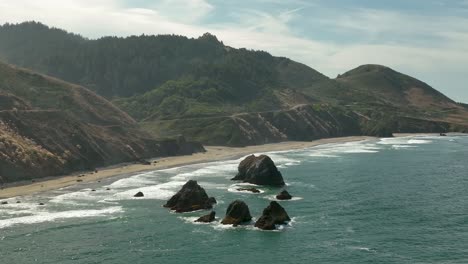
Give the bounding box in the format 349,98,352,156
134,191,144,197
276,190,292,200
221,200,252,226
232,155,284,186
1,201,8,205
38,203,45,206
164,180,216,213
255,201,291,230
195,211,216,223
236,187,261,193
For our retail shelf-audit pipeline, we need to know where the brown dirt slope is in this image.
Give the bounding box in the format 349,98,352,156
0,62,204,183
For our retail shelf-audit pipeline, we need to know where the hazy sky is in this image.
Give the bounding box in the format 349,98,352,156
0,0,467,102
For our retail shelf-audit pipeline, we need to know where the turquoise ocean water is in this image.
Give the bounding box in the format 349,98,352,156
0,135,467,264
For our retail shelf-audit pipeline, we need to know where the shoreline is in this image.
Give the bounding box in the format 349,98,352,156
0,136,372,199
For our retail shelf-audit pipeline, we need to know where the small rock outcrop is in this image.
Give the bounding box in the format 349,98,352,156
276,190,292,200
221,200,252,226
254,201,291,230
164,180,216,213
237,187,261,193
134,191,144,197
231,155,285,186
195,211,216,223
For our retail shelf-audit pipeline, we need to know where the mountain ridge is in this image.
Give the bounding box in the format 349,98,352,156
0,21,467,148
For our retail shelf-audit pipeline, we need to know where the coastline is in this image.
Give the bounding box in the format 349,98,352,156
0,136,372,199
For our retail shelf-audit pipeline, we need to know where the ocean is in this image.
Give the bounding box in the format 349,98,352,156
0,136,467,264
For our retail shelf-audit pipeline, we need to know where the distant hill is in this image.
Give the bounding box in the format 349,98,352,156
334,65,468,128
0,21,326,98
0,22,467,147
0,62,203,183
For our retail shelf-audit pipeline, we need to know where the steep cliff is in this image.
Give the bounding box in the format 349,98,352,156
0,63,204,183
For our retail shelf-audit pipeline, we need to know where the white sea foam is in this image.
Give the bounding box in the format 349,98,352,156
349,246,376,252
170,162,238,181
105,180,186,201
305,141,380,158
178,216,218,225
287,181,315,188
227,183,265,194
50,189,103,205
391,144,415,149
260,153,301,166
0,206,123,229
212,220,256,231
108,174,159,189
379,137,432,146
308,152,340,158
377,138,408,145
407,139,432,144
0,202,42,218
263,195,303,201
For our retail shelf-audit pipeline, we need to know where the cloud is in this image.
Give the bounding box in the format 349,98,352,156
152,0,214,23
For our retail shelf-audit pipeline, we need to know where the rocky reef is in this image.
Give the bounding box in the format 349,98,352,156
195,211,216,223
276,190,292,200
134,191,144,197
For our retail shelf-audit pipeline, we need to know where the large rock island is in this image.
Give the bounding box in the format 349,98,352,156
164,180,216,213
231,155,285,186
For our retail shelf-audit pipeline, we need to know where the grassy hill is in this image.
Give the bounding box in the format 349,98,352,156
0,62,203,183
0,22,467,148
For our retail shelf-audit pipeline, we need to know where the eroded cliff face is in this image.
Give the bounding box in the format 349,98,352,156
0,109,204,184
0,64,204,183
147,104,362,146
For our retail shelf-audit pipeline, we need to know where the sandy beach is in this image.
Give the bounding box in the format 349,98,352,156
0,136,371,199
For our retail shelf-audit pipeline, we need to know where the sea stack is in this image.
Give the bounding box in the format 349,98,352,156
255,201,291,230
164,180,216,213
221,200,252,226
276,190,292,200
231,155,285,186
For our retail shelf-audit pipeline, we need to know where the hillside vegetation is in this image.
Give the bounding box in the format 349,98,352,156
0,62,203,183
0,22,467,147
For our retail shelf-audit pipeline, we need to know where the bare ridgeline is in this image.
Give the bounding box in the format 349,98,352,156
158,154,292,231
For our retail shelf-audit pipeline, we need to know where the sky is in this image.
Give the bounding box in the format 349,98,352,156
0,0,467,102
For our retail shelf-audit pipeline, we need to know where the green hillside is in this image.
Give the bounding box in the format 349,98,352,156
0,22,467,148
